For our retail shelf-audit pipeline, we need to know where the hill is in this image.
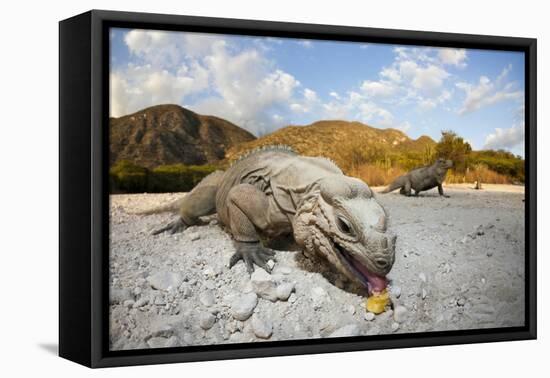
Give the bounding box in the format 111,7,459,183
110,104,256,168
226,120,436,172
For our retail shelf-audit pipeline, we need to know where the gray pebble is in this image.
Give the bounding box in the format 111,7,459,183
199,312,216,330
276,282,295,301
391,286,402,298
147,271,183,291
421,288,427,300
189,232,201,241
230,292,258,321
147,336,179,348
251,268,278,302
391,322,400,332
110,288,133,304
251,315,273,339
199,290,215,307
133,298,149,308
329,324,361,338
364,312,375,321
393,306,408,323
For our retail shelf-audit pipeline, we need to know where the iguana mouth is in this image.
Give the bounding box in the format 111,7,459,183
333,241,388,295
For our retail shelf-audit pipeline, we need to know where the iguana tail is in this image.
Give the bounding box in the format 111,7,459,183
380,176,406,193
132,195,187,215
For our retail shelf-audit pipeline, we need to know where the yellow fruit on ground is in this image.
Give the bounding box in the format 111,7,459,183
364,289,390,314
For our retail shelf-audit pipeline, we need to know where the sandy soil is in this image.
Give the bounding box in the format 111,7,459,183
109,185,525,350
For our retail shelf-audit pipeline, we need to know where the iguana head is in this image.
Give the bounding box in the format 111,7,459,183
434,158,453,171
293,176,396,294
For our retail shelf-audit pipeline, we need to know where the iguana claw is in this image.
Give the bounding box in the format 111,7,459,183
229,241,276,274
152,218,187,235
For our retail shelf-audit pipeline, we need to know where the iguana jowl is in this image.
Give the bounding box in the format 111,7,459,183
151,146,396,294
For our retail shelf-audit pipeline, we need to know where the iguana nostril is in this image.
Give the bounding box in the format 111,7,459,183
376,259,388,269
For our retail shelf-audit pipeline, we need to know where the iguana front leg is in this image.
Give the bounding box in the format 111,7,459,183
226,183,275,273
438,184,450,198
400,179,412,196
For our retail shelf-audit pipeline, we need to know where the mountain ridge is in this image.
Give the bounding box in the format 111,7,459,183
109,104,256,168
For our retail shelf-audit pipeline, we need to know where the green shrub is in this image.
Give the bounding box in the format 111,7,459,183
109,161,218,193
148,164,217,193
110,160,148,193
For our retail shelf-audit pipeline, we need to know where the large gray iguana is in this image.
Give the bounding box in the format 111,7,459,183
147,146,396,295
381,158,453,197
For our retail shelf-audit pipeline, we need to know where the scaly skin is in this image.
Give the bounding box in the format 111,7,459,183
149,146,396,293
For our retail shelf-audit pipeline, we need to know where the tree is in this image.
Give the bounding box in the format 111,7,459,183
435,130,472,173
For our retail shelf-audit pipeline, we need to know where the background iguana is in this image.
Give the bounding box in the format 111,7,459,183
381,158,453,197
147,146,396,295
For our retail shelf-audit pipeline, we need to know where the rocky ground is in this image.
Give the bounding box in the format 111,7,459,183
109,185,525,351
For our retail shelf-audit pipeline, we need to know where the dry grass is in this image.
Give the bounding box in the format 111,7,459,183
445,165,511,185
349,164,406,187
348,163,510,186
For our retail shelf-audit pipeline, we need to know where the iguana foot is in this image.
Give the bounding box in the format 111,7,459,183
152,218,187,235
229,241,276,274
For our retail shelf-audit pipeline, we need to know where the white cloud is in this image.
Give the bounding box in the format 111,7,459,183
438,48,467,67
484,122,524,152
298,40,313,48
110,62,208,117
367,47,452,111
112,29,307,135
360,80,396,97
329,91,340,99
418,90,452,111
456,66,523,115
409,64,450,94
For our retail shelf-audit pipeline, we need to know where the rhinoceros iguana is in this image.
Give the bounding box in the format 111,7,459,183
381,158,453,197
147,146,396,295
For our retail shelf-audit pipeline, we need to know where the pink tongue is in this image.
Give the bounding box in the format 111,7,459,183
351,260,388,294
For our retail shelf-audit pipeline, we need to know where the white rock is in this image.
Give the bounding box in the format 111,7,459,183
251,315,273,339
147,336,179,348
393,306,408,323
278,266,292,275
230,292,258,321
276,282,295,301
288,293,297,303
199,312,216,330
133,298,149,308
266,259,275,271
251,268,278,302
189,232,201,241
347,305,356,315
391,286,402,298
421,288,428,300
391,322,400,332
364,312,375,321
329,324,361,338
419,272,427,283
199,290,215,307
311,287,329,309
147,272,184,291
110,288,133,304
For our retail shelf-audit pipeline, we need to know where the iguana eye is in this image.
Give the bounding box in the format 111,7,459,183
337,216,355,236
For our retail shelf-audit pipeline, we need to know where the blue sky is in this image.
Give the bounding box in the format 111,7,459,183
110,28,525,156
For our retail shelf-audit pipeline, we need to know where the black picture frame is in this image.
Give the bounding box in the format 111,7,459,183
59,9,537,368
